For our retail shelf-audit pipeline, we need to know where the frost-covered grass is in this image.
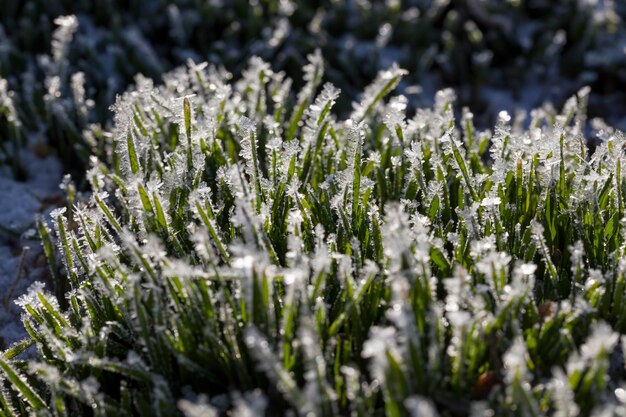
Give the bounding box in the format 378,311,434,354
2,53,626,416
2,1,626,179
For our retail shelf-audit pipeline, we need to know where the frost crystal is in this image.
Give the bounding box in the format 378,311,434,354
14,282,46,309
238,116,256,133
351,64,407,122
362,326,399,382
178,396,217,417
504,337,529,383
51,15,78,67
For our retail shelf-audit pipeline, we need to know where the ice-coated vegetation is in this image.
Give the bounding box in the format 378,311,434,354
2,1,626,416
2,51,626,416
2,0,626,180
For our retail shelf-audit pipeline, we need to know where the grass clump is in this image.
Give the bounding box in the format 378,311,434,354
2,54,626,416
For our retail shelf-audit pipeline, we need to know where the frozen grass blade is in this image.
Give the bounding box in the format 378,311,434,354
184,96,193,172
0,356,45,411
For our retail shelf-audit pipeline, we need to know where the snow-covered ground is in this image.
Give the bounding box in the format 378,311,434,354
0,141,62,349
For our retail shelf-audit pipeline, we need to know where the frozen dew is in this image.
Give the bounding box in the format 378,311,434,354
231,390,268,417
51,15,78,65
362,326,399,382
580,321,619,361
615,387,626,403
351,64,407,122
14,282,47,309
384,95,408,132
405,396,439,417
518,263,537,276
498,110,511,123
503,337,530,384
178,396,218,417
434,88,456,114
238,116,256,133
548,368,579,417
50,207,67,219
475,251,511,283
480,196,501,207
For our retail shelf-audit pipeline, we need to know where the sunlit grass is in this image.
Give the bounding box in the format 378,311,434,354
1,53,626,416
